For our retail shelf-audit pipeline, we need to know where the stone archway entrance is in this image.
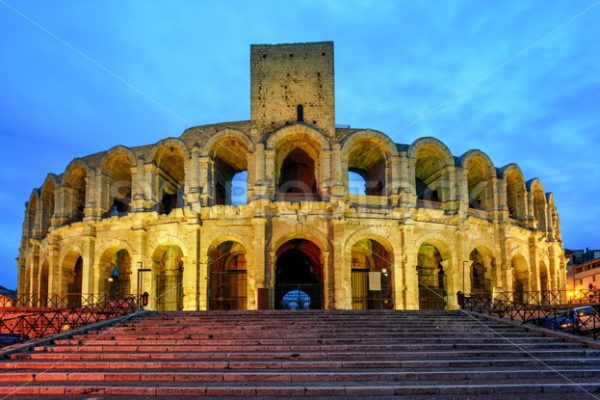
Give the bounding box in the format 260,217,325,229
350,239,393,310
208,241,248,310
275,239,323,310
417,243,447,310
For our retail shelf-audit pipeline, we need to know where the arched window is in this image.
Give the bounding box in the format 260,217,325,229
278,148,319,200
103,151,133,218
209,136,249,206
63,164,87,224
154,145,185,214
346,139,386,196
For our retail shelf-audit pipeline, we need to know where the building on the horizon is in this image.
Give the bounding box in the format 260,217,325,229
566,249,600,293
17,42,566,311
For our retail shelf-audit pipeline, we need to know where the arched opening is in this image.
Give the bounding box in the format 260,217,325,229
208,241,247,310
40,261,49,307
40,179,55,237
464,156,495,212
277,148,319,201
512,254,529,304
26,194,38,240
505,167,526,220
152,245,184,311
99,249,131,299
417,243,447,310
469,247,495,296
154,145,185,214
103,151,133,218
539,262,549,304
347,139,387,196
275,239,323,309
63,164,87,224
62,252,83,308
350,239,393,310
414,145,448,205
531,182,547,232
210,137,248,205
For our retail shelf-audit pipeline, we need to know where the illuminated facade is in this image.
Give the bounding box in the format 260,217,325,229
17,42,566,311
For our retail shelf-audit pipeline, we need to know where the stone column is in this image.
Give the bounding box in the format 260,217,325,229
198,254,209,311
403,224,419,310
198,156,210,206
185,146,202,211
182,256,198,311
442,259,459,310
320,149,331,201
264,149,275,199
332,220,348,310
266,250,276,309
249,218,267,310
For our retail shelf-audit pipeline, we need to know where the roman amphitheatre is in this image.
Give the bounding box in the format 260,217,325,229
17,41,565,312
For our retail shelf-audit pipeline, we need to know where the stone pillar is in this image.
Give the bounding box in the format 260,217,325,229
330,142,344,198
322,250,332,309
185,146,202,211
182,255,198,311
198,254,209,311
249,218,267,310
80,235,96,299
528,239,540,293
266,250,277,309
401,155,416,208
403,224,419,310
453,166,467,216
84,168,100,221
392,249,404,310
264,149,275,199
320,149,331,201
442,259,459,310
198,156,210,206
332,220,349,310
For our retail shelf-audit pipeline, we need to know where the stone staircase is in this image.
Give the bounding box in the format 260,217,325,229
1,310,600,399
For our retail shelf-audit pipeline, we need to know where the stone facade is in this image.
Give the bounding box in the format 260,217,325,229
17,42,566,311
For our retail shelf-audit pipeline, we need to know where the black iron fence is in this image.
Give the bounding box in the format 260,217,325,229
461,291,600,340
0,296,142,347
4,293,119,309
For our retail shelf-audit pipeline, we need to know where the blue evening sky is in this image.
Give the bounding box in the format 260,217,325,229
1,1,599,289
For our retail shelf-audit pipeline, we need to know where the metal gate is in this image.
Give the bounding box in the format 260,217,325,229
209,270,247,310
418,283,446,310
351,270,393,310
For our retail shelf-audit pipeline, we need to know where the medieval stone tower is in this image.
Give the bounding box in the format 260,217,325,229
17,41,566,312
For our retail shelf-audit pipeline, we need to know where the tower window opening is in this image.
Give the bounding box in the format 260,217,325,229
297,105,304,122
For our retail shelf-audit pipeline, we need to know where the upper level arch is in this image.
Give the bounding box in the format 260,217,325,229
527,178,547,232
409,137,454,204
40,174,58,237
25,189,40,241
101,146,136,218
266,124,329,201
342,130,398,196
546,193,561,240
152,140,187,214
62,159,89,224
499,164,527,221
203,129,253,206
459,150,496,212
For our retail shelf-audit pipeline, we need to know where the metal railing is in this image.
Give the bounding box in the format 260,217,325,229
461,291,600,340
0,296,142,347
5,293,118,309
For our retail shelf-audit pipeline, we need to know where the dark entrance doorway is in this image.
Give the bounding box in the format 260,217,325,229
275,239,323,309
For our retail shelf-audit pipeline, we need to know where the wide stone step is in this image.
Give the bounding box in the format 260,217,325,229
34,342,585,353
0,380,598,396
52,336,553,346
11,349,600,361
4,357,600,370
2,368,600,383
